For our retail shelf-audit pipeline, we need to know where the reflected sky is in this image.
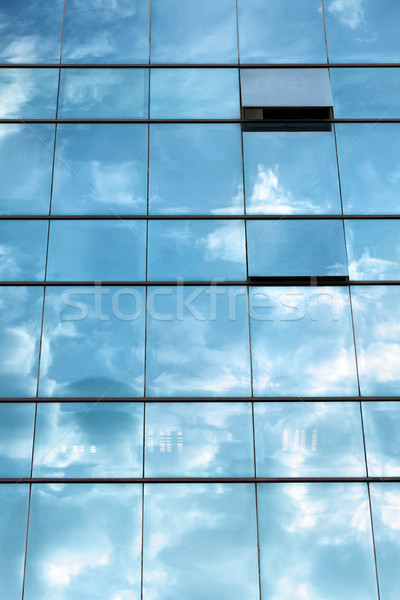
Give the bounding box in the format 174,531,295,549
145,403,254,477
363,402,400,477
255,402,366,477
52,124,148,215
0,68,58,118
250,287,359,396
0,220,47,280
38,287,145,397
243,130,341,214
146,286,251,396
0,286,43,397
46,220,147,281
346,220,400,280
258,483,377,599
0,404,34,477
33,403,143,478
149,124,244,215
148,220,246,281
143,483,259,600
62,0,150,64
24,484,142,600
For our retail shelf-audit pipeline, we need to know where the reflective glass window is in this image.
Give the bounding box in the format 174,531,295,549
62,0,150,63
38,287,145,397
250,287,359,396
151,0,237,63
149,124,244,215
0,403,35,477
258,483,377,600
243,130,341,214
247,220,348,276
33,402,143,477
146,286,251,396
52,124,148,215
58,68,149,119
150,69,240,118
145,403,254,477
0,287,43,397
148,220,246,281
363,402,400,477
24,484,142,600
143,484,259,600
0,220,47,280
254,402,365,477
346,220,400,280
0,68,59,118
46,220,147,281
237,0,327,63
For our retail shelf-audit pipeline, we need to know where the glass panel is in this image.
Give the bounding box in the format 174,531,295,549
38,287,145,397
150,68,240,118
325,0,400,63
0,404,35,477
151,0,237,63
370,483,400,600
0,287,43,397
0,68,59,118
33,402,143,477
346,220,400,280
58,68,149,118
363,402,400,477
247,220,348,276
243,130,341,214
52,124,148,215
148,220,246,281
0,0,63,63
62,0,150,63
237,0,327,63
146,286,251,396
258,483,377,600
331,68,400,118
24,484,142,600
149,124,244,215
145,402,254,477
351,286,400,396
46,220,147,281
143,484,259,600
0,220,47,281
250,287,359,396
0,484,29,599
254,402,365,477
336,124,400,215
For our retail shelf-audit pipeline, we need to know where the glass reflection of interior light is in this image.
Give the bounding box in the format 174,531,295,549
281,428,319,452
58,444,97,454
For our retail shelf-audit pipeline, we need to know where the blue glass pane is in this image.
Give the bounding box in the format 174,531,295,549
325,0,400,63
46,220,147,281
0,287,43,397
0,484,29,599
254,402,365,477
331,68,400,118
145,403,254,477
148,220,246,281
149,124,244,215
247,220,348,276
33,403,143,477
0,0,63,63
143,484,259,600
346,220,400,280
38,287,145,397
58,68,149,118
250,287,359,396
351,286,400,396
363,402,400,477
151,0,237,63
258,483,377,600
243,130,341,214
237,0,327,63
336,124,400,215
0,220,47,280
146,286,251,396
24,484,142,600
52,124,148,215
0,404,35,477
150,69,240,118
62,0,150,64
0,69,58,118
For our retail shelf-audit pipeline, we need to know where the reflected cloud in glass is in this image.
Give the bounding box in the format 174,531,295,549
0,68,58,118
0,404,34,477
363,402,400,477
0,220,47,280
346,220,400,280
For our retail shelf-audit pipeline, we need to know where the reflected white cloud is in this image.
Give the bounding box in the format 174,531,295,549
45,549,110,588
327,0,365,30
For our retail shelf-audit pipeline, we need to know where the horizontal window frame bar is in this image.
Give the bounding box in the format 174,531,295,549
0,477,397,484
1,63,400,69
1,397,400,403
2,215,400,220
1,119,400,124
0,281,399,286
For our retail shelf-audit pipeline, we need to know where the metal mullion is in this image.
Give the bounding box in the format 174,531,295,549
2,118,400,124
2,476,400,484
3,280,400,286
2,396,400,403
2,63,400,68
3,214,400,220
